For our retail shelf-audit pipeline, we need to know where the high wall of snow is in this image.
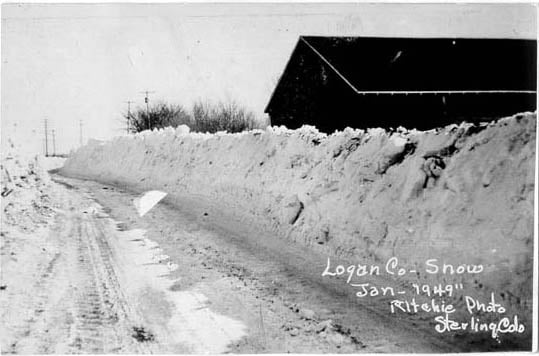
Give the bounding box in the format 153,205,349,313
61,113,536,330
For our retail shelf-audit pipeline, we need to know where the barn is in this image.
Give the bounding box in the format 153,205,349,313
264,36,537,132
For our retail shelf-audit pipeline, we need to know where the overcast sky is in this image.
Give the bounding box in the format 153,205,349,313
1,3,536,155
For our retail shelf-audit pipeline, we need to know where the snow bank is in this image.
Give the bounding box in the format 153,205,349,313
62,113,536,325
40,156,67,172
1,140,55,230
0,142,60,350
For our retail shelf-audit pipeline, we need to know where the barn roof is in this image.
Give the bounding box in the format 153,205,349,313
265,36,537,113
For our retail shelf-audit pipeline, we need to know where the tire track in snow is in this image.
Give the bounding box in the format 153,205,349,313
4,185,152,354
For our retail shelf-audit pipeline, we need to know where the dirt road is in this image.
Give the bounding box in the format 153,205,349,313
2,174,469,353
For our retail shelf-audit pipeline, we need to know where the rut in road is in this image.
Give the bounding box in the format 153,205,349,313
6,194,150,354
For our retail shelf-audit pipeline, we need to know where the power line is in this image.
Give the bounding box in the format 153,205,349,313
125,100,134,133
140,90,155,130
44,118,49,157
52,129,56,156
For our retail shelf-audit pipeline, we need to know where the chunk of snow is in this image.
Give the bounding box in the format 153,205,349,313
389,135,408,147
175,124,190,135
133,190,167,217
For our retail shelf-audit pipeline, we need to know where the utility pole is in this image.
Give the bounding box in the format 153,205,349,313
79,120,83,147
52,129,56,156
140,90,155,130
44,119,49,157
125,100,134,133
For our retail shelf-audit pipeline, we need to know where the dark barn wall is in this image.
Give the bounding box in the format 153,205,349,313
266,37,537,132
267,40,361,132
266,40,327,128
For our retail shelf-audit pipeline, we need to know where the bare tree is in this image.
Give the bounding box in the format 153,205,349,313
127,103,192,133
191,100,257,133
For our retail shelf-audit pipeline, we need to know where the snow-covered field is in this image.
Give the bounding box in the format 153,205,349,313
62,112,535,331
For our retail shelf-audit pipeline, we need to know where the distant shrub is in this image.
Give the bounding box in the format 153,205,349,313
191,100,257,133
128,103,192,133
126,100,257,134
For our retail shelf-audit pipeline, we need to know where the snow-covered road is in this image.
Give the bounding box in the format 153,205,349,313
51,174,464,353
2,171,526,352
2,176,151,353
